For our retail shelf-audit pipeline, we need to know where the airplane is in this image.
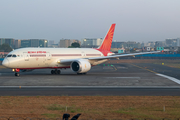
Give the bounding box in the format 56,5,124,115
2,24,160,76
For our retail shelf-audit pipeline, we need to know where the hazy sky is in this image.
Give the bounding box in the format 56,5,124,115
0,0,180,43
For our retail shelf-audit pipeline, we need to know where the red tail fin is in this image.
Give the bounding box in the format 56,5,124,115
98,24,116,51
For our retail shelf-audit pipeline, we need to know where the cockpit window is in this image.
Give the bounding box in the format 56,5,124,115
7,54,17,57
7,54,12,57
12,54,17,57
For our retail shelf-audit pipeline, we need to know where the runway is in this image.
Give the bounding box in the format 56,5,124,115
0,63,180,96
0,87,180,96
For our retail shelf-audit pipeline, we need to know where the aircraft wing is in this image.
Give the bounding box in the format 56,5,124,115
88,51,160,60
57,59,83,64
57,51,160,64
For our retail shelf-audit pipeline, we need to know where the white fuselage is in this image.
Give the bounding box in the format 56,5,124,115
3,48,109,69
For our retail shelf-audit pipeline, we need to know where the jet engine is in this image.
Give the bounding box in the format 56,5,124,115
71,59,91,73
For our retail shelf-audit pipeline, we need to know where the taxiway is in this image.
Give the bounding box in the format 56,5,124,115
0,63,180,96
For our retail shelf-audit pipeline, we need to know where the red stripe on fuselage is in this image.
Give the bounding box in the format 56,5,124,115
17,66,71,70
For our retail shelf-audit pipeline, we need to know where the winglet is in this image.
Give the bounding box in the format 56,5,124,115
98,24,116,51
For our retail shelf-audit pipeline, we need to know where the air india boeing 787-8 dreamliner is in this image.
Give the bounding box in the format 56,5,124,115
2,24,159,76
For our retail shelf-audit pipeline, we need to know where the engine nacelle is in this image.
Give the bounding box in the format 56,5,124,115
71,59,91,73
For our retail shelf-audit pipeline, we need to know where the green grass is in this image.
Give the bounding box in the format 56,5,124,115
45,104,83,113
71,110,76,113
46,104,65,111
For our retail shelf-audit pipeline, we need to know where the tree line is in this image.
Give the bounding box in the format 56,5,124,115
0,44,12,52
68,42,80,48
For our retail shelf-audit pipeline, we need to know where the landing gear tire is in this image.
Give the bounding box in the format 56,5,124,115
51,70,54,74
15,73,20,77
57,70,61,74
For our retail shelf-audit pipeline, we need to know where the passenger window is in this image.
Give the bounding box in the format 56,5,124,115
7,54,12,57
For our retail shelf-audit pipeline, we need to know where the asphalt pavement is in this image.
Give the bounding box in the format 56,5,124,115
0,63,180,96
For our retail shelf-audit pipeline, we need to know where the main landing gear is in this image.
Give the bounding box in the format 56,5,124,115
51,69,61,75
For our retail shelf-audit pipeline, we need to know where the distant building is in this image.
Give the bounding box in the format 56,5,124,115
59,39,81,48
165,38,177,47
126,41,141,49
49,44,59,48
81,38,102,48
141,42,145,48
111,42,125,48
21,39,31,48
147,41,155,48
0,38,5,45
0,38,14,48
155,41,165,47
96,38,103,46
39,39,48,47
14,39,21,49
59,39,71,48
177,38,180,47
48,40,55,46
21,39,48,48
112,41,141,49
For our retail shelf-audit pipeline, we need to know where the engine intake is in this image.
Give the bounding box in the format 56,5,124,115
71,59,91,73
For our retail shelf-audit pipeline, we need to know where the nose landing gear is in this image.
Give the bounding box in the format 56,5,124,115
15,73,20,77
51,69,61,75
13,69,20,77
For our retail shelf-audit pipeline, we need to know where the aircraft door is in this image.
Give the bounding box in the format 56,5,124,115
46,52,51,60
43,52,51,66
23,52,29,61
81,51,86,58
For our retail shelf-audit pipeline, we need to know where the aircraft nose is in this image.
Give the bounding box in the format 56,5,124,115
2,59,9,67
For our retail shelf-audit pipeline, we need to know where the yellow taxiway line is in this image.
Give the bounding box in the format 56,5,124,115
130,64,158,74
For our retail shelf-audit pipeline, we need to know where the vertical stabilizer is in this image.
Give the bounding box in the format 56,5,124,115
98,24,116,51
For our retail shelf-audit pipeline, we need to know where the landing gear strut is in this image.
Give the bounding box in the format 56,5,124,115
13,69,20,77
51,69,61,75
